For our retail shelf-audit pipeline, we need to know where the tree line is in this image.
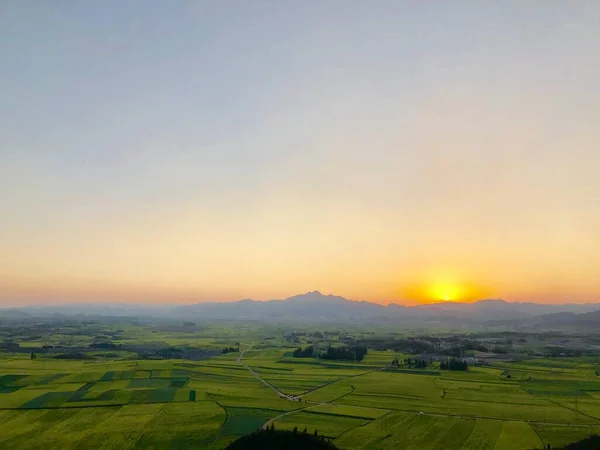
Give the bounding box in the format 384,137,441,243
391,357,428,369
440,358,468,371
292,346,314,358
292,345,367,361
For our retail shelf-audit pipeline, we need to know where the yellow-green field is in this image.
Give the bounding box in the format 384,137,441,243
1,347,600,449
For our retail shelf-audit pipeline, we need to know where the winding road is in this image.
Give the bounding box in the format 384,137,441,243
234,344,599,431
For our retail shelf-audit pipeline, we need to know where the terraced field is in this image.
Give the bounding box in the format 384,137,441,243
1,349,600,449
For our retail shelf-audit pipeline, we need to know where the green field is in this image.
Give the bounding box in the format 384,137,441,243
1,323,600,449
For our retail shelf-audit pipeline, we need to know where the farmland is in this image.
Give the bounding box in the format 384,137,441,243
1,319,600,449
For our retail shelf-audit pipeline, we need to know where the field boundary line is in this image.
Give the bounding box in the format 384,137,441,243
237,343,298,401
261,403,318,430
211,401,229,446
237,343,390,402
547,398,600,423
129,404,166,450
329,404,600,428
529,421,546,449
296,365,390,399
329,384,355,403
460,416,478,449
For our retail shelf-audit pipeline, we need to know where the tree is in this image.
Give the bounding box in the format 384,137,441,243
440,358,468,371
292,346,314,358
320,346,367,362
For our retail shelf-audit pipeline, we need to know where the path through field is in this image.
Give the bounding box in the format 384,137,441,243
236,343,298,401
235,344,600,433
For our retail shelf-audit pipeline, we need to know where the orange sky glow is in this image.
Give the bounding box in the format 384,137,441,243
1,3,599,307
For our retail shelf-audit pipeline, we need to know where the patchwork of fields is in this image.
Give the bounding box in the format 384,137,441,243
1,350,600,449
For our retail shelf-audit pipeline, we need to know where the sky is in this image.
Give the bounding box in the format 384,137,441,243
1,1,599,306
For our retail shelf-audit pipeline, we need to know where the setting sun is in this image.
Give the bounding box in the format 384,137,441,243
400,273,491,305
429,284,462,302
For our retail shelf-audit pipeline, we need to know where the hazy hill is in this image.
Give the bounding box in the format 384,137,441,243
171,291,600,324
172,291,389,320
3,292,599,325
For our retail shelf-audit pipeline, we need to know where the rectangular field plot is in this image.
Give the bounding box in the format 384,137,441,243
127,378,172,389
99,370,152,381
301,383,354,403
221,407,276,437
0,374,27,385
0,409,83,449
349,372,440,400
339,390,590,423
21,391,75,408
0,402,224,450
87,380,130,391
188,377,277,400
57,372,106,383
170,377,189,387
492,421,542,450
335,411,475,450
522,379,600,396
148,388,178,402
257,374,342,396
461,419,502,450
209,395,303,412
0,387,64,408
531,423,600,449
333,411,413,449
9,407,119,449
273,410,369,438
130,402,225,449
307,404,389,419
378,414,474,450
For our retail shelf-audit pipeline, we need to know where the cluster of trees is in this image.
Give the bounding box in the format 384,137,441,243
440,358,468,371
54,352,94,360
362,336,493,356
321,346,367,361
222,347,239,354
89,342,119,350
402,357,428,369
292,345,367,361
292,346,314,358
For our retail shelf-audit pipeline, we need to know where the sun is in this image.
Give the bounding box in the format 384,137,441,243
402,275,485,304
429,284,461,302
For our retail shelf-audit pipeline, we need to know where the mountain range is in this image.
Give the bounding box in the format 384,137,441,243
3,291,600,326
170,291,600,325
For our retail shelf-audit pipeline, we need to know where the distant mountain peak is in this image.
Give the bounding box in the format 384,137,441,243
284,291,345,303
161,292,600,323
476,298,507,304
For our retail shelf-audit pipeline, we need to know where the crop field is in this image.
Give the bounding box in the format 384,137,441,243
2,324,600,449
